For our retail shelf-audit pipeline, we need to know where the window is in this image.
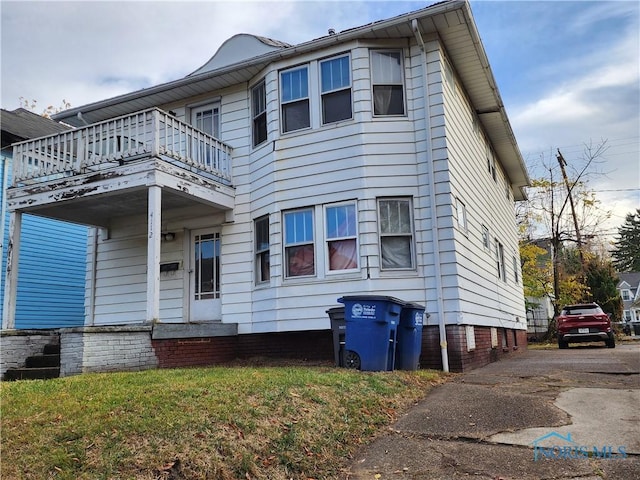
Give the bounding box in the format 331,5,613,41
320,55,352,124
281,66,310,132
255,216,270,284
378,198,414,269
622,290,631,301
192,104,220,138
495,239,506,281
455,197,467,231
325,203,358,271
513,255,519,283
490,327,499,348
481,225,490,249
252,81,267,147
623,310,631,321
371,50,405,115
284,208,315,277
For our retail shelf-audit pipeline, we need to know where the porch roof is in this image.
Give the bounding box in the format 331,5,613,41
52,0,530,198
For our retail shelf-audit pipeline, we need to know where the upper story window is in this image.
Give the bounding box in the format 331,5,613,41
495,238,506,281
621,289,631,301
455,197,468,232
481,224,490,250
192,103,220,138
371,50,405,116
320,54,352,124
284,208,315,278
252,81,267,147
255,216,270,284
325,202,358,271
281,66,310,133
378,198,415,270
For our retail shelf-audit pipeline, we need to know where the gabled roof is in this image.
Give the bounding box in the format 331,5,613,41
52,0,529,198
1,108,70,149
617,272,640,290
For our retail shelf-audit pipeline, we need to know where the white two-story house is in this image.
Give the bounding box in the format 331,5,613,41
3,0,529,374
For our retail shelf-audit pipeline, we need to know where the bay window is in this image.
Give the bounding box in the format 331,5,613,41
281,66,310,133
284,208,315,277
378,198,414,269
371,50,405,115
320,55,352,124
325,203,358,271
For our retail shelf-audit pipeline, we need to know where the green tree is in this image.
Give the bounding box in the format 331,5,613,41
584,254,622,320
520,242,553,309
612,209,640,272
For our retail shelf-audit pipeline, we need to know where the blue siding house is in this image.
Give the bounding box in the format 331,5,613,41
1,108,87,329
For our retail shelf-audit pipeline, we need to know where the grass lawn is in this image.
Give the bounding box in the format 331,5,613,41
1,361,445,479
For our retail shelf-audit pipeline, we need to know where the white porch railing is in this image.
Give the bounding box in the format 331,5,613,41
11,108,233,186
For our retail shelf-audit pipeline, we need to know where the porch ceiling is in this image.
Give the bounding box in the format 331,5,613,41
7,159,235,228
19,187,216,228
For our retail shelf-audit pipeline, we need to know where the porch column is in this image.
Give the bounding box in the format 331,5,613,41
2,211,22,329
146,186,161,324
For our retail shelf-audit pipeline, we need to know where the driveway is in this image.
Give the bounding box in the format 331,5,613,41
347,343,640,479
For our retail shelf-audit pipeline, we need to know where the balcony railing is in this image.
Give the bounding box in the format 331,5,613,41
11,108,233,187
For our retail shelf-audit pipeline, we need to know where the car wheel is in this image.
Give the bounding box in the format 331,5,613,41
558,338,569,349
606,335,616,349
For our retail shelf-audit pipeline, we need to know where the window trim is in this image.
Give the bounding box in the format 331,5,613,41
251,80,267,147
320,54,353,125
280,65,311,134
377,197,416,271
283,207,316,278
254,215,270,285
324,201,359,273
495,238,506,282
370,49,406,116
481,224,490,250
455,197,468,232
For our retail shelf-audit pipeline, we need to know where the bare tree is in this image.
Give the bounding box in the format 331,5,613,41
518,140,612,315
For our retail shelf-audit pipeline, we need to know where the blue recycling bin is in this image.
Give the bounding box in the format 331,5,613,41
338,295,404,371
396,302,425,370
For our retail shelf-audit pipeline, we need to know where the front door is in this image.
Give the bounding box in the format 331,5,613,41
190,228,221,321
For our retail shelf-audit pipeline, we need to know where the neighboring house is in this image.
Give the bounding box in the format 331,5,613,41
2,0,529,374
0,108,88,329
617,272,640,323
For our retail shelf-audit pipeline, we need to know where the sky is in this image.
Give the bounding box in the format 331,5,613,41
1,0,638,239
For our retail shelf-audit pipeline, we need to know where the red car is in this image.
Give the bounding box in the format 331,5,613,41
557,303,615,349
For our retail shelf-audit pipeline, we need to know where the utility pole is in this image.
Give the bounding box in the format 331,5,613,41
556,149,584,268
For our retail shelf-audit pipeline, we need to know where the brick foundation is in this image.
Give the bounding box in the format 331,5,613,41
7,323,525,377
420,325,527,372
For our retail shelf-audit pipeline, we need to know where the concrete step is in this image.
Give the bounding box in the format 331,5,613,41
26,354,60,368
43,344,61,355
3,367,60,381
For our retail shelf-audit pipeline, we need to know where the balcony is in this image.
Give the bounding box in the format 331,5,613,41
7,108,235,227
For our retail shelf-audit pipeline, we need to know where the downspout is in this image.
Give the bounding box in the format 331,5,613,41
412,19,449,372
0,155,8,315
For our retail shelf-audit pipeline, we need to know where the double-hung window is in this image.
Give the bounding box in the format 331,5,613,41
325,203,358,271
284,208,315,277
495,239,506,281
252,81,267,147
320,55,352,124
455,197,467,232
371,50,405,115
378,198,414,269
255,216,270,284
281,66,310,133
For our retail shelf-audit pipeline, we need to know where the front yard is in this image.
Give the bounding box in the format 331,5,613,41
1,361,444,479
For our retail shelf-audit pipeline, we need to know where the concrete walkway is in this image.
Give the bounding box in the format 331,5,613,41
347,343,640,479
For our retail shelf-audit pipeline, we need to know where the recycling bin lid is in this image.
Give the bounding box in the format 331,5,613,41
338,295,406,305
